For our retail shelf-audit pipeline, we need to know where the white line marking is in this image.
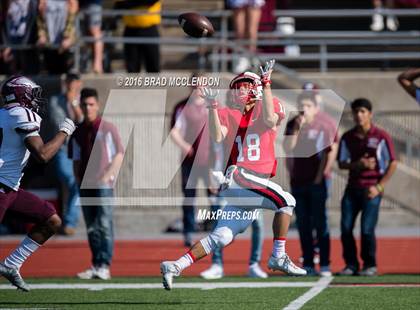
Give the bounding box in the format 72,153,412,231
283,276,333,310
0,281,317,291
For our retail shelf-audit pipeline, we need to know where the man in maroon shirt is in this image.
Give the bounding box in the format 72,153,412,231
69,88,124,280
337,98,397,276
284,91,338,276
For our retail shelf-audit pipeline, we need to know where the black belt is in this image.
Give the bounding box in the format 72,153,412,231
0,182,13,193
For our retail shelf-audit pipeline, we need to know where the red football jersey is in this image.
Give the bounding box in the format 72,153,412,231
218,98,285,177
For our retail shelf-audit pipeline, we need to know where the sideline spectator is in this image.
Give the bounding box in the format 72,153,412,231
37,0,78,74
228,0,265,73
170,80,219,247
114,0,161,73
69,87,124,280
370,0,398,31
283,91,338,276
48,73,83,235
337,98,397,276
398,68,420,105
79,0,103,74
1,0,40,74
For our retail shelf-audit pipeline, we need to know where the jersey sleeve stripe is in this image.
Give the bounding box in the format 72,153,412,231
15,127,39,134
24,108,32,122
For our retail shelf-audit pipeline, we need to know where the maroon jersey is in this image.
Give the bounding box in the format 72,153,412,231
338,125,396,188
218,98,285,177
68,117,124,187
171,97,211,166
286,111,338,187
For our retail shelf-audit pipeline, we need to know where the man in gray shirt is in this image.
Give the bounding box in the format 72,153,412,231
48,73,83,235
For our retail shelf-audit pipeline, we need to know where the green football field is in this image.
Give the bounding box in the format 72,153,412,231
0,275,419,309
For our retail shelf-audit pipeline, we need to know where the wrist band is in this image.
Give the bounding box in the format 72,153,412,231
376,184,384,193
261,78,272,87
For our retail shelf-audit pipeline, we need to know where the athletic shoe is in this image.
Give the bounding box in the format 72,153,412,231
0,262,30,292
160,261,181,290
336,266,358,276
200,264,224,280
267,254,307,276
96,265,111,280
248,263,268,278
77,267,97,280
359,266,377,276
320,266,332,277
386,16,399,31
370,14,384,31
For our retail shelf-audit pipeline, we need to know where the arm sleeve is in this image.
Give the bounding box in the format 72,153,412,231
173,108,186,131
10,107,41,139
376,132,396,174
273,97,286,125
382,132,396,162
111,125,125,155
337,137,351,163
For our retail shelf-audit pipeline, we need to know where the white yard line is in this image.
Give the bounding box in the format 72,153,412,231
283,276,333,310
0,281,317,291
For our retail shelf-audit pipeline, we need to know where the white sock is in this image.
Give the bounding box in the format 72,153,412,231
175,252,194,271
272,238,286,258
4,237,40,270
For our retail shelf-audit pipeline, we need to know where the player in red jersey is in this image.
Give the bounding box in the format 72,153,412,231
160,60,306,290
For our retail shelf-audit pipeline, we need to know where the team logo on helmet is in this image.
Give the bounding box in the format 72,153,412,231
0,76,46,112
228,72,262,109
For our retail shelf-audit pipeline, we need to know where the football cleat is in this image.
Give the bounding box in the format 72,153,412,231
160,261,181,290
200,264,224,280
248,263,268,279
268,254,307,276
0,262,30,292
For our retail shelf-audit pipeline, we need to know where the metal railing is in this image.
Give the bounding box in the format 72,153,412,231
73,8,420,73
1,9,418,73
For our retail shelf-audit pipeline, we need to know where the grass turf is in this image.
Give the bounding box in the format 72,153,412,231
305,287,420,310
0,275,419,309
0,287,307,309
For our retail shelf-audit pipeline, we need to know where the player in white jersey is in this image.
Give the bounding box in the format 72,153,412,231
0,76,76,291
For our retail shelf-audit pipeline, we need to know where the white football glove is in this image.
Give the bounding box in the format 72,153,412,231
201,88,219,108
259,59,275,86
59,118,76,136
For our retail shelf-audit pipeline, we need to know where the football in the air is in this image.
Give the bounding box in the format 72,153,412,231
178,12,215,38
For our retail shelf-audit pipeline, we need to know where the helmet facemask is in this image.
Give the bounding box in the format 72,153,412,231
30,86,47,113
228,72,263,110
